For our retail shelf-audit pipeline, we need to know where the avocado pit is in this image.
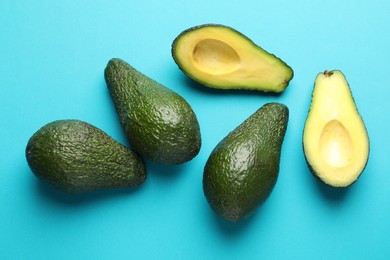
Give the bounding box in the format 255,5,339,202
319,119,353,168
171,24,293,92
302,70,370,187
192,39,240,75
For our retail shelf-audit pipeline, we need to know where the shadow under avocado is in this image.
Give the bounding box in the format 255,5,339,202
311,172,352,204
200,199,260,237
31,146,195,206
34,176,146,207
145,159,195,189
212,212,258,237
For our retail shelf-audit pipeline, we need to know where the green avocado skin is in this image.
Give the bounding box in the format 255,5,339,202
26,120,146,193
203,103,289,222
104,58,201,164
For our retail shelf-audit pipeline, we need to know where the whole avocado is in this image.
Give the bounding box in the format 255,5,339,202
104,58,201,164
203,103,289,222
26,120,146,193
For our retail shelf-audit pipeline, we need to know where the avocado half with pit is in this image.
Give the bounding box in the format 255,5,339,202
303,70,369,187
171,24,294,93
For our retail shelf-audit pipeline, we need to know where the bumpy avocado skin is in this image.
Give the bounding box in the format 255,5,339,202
104,58,201,164
203,103,289,222
26,120,146,193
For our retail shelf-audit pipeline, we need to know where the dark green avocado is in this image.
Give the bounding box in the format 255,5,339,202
203,103,289,222
104,58,201,164
26,120,146,193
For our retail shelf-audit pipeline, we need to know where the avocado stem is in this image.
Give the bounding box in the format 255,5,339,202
324,70,333,77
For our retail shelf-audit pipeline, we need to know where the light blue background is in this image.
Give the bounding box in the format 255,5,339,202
1,0,389,259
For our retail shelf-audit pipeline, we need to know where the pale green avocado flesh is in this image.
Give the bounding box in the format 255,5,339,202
303,70,369,187
172,24,294,93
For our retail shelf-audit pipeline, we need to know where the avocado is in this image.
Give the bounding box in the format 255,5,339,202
104,58,201,164
25,120,146,193
171,24,294,93
303,70,369,187
203,103,289,222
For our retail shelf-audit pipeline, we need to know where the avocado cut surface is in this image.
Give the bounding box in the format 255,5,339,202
104,58,201,164
26,120,146,193
172,24,294,93
203,103,289,222
303,70,369,187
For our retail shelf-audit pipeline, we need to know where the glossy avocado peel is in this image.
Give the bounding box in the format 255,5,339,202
172,24,294,93
303,70,369,187
104,58,201,164
26,120,146,193
203,102,289,222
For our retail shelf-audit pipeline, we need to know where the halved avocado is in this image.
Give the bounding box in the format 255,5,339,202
303,70,369,187
171,24,294,93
